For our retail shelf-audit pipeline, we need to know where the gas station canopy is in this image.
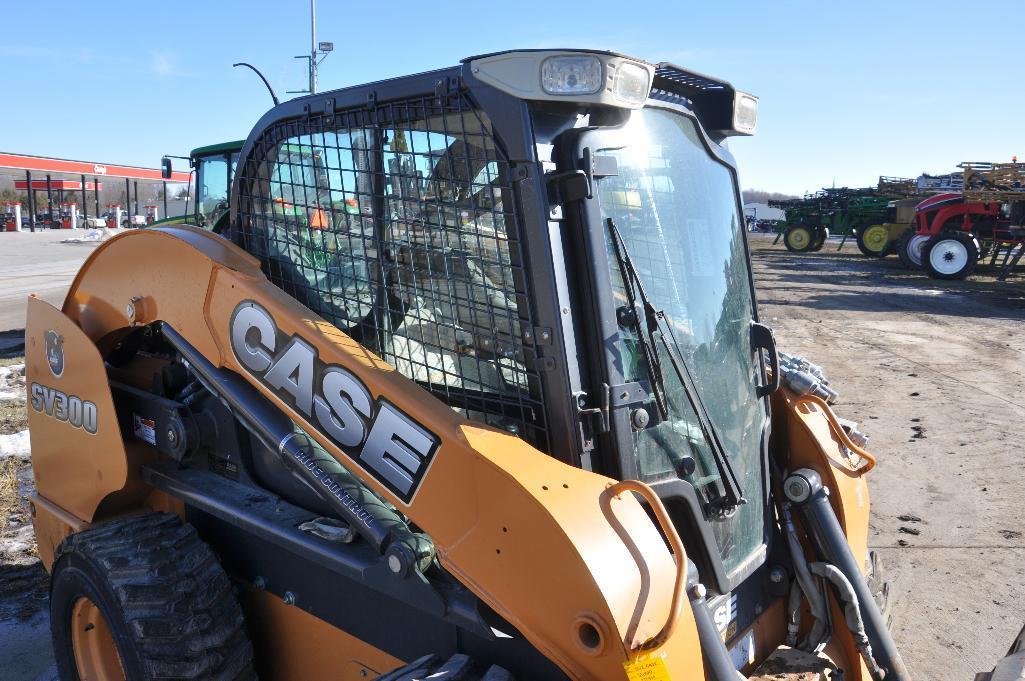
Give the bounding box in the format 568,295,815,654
0,152,191,183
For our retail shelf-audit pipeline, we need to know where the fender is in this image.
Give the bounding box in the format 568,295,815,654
46,225,704,681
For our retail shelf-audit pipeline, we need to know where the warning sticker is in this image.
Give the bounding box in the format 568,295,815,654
624,653,672,681
133,413,157,445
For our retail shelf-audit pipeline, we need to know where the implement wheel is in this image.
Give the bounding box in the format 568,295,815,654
50,513,256,681
783,223,815,252
897,230,930,268
810,226,829,251
923,232,979,280
857,223,891,257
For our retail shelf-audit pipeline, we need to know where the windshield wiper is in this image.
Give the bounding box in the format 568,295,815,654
606,217,745,513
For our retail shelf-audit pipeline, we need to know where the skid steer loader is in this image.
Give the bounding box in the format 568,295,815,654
24,49,1022,681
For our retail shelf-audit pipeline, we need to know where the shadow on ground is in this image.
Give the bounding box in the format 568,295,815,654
752,246,1025,319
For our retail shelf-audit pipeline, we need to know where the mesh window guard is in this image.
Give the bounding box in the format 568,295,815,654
233,93,549,450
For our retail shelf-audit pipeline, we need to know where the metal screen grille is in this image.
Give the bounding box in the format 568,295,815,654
233,93,548,449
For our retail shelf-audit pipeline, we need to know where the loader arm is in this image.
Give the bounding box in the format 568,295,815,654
33,225,706,680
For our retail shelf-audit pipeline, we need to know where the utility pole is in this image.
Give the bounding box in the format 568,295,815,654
310,0,317,94
287,0,332,97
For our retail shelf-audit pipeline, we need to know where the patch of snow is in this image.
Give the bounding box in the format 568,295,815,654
0,364,26,401
0,524,35,561
60,227,124,243
0,430,30,461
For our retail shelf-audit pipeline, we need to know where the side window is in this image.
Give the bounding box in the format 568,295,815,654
236,101,548,448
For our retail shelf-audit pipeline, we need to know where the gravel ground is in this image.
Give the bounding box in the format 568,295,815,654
750,233,1025,679
0,233,1020,680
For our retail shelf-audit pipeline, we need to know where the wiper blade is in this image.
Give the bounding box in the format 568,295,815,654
606,217,745,512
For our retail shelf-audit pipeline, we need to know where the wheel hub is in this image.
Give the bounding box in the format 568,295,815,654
930,239,969,275
71,597,126,681
863,225,889,252
788,227,811,249
907,234,929,266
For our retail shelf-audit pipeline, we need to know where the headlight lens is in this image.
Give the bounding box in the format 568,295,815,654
612,61,650,106
733,92,758,134
540,56,602,95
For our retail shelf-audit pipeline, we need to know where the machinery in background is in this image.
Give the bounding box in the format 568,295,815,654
770,177,921,255
898,162,1025,279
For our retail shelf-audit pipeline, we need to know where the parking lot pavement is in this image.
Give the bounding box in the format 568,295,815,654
0,231,106,332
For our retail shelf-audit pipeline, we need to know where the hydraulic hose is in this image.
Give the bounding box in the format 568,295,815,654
160,322,434,576
784,468,909,681
781,505,829,650
809,562,886,681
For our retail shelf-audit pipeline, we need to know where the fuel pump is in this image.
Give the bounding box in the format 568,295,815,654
3,203,22,232
105,204,123,229
144,204,159,225
59,202,79,229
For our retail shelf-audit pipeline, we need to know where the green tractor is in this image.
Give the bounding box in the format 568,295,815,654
156,140,244,231
770,177,919,256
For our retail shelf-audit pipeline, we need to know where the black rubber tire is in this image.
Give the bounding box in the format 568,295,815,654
922,231,979,280
783,223,816,253
50,512,256,681
375,654,513,680
810,226,829,251
122,219,130,228
866,550,896,631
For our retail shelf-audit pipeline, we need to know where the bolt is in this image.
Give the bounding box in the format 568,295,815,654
166,429,177,444
630,408,650,430
540,330,550,341
769,567,786,584
283,591,296,605
387,554,403,574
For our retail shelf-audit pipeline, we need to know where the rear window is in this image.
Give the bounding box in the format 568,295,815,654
233,96,550,449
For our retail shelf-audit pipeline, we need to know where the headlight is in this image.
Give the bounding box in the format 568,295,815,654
540,56,603,95
732,91,758,135
468,51,654,109
612,61,650,106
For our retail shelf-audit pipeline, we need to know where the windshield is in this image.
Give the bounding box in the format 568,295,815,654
196,152,237,228
593,106,767,574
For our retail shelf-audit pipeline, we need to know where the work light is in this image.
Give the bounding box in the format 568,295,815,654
540,56,603,95
732,91,758,135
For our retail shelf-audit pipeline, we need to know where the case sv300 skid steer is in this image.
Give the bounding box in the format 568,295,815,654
24,49,1024,681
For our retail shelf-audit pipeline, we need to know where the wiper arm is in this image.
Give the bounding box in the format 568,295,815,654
606,217,746,512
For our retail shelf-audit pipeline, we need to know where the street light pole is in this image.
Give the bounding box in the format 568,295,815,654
310,0,317,95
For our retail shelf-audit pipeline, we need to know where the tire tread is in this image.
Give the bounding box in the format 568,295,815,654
55,513,256,681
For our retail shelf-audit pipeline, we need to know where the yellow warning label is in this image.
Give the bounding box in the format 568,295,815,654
623,654,672,681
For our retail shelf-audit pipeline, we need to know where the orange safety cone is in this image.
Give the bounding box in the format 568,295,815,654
310,207,328,230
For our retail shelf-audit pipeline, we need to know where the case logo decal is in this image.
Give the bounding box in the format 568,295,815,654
229,300,439,504
45,330,64,377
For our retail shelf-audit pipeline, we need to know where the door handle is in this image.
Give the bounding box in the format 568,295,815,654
751,321,780,398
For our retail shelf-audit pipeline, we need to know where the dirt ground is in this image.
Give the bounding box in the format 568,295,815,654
750,233,1025,680
0,233,1021,680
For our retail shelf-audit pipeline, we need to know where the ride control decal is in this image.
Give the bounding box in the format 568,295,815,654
229,300,439,504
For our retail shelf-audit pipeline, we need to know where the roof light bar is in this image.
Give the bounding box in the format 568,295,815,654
468,50,655,109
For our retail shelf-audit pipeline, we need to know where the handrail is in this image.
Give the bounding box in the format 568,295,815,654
793,393,877,474
607,479,687,651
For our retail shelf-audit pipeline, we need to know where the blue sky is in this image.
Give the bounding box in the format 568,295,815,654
0,1,1021,195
